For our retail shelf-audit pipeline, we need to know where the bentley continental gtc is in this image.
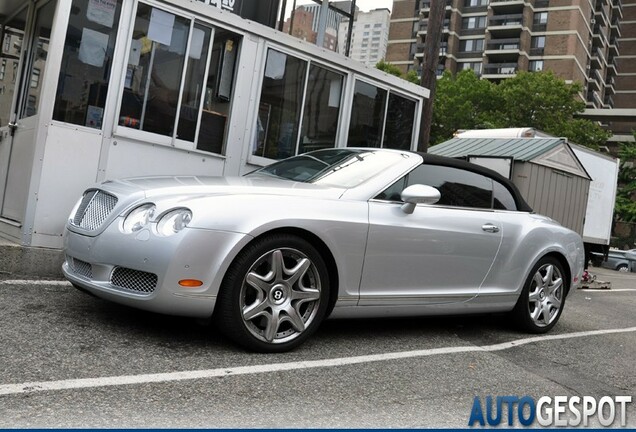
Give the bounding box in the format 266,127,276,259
63,148,584,352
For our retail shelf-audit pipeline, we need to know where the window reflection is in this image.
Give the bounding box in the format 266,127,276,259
383,93,416,150
195,30,241,155
298,65,343,154
119,4,190,137
347,80,387,148
253,49,307,159
53,0,123,128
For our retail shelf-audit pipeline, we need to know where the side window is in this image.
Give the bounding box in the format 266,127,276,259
493,180,518,211
375,164,494,209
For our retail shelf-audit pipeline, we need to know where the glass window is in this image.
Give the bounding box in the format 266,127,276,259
175,23,213,143
529,60,544,71
253,49,306,159
21,0,55,119
376,164,494,209
461,62,482,74
194,30,241,154
0,60,5,81
493,181,517,210
534,12,548,25
460,39,484,52
532,36,546,48
30,68,40,88
298,64,343,154
462,16,487,29
53,0,123,128
118,4,191,137
383,93,416,150
347,80,387,148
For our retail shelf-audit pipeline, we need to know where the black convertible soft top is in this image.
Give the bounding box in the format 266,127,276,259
416,152,533,213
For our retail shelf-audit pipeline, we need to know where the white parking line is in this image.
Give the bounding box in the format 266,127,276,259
1,326,635,396
580,288,636,292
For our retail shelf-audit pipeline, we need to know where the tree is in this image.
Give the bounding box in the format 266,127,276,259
375,60,403,78
375,60,420,84
615,134,636,223
431,70,499,144
430,70,610,149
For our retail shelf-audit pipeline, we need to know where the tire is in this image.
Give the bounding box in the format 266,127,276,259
215,233,330,352
616,264,629,273
512,257,567,333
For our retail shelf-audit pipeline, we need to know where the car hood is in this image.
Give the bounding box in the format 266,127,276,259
98,174,346,200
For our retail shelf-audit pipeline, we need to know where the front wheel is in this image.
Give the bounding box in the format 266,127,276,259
616,264,629,272
512,257,567,333
215,234,330,352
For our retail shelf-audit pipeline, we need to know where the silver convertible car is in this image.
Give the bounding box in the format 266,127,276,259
63,148,584,352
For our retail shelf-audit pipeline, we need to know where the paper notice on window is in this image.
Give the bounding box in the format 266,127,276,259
265,50,286,80
189,28,205,60
148,8,174,46
129,39,142,66
78,28,109,67
329,79,342,108
87,0,117,28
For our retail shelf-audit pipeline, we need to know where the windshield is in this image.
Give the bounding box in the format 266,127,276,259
248,149,408,188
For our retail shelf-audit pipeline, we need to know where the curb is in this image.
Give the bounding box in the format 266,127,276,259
0,242,64,278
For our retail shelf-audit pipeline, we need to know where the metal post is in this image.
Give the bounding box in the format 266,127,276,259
418,0,445,152
316,0,329,48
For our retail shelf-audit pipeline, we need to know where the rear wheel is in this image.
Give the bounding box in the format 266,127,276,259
513,257,567,333
215,234,330,352
616,264,629,272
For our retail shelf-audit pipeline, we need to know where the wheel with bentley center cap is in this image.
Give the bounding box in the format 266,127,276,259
512,256,567,333
215,233,329,352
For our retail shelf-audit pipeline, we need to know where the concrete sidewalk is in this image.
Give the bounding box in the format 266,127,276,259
0,238,64,278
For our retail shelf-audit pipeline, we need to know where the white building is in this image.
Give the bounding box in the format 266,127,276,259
0,0,426,250
338,8,390,67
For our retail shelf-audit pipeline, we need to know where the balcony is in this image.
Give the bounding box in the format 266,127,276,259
586,89,603,108
420,0,452,13
485,38,521,60
587,75,601,93
489,0,525,13
610,20,622,39
488,14,523,36
589,50,601,69
482,62,518,79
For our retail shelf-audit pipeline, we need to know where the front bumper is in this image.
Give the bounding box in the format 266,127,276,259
63,220,250,318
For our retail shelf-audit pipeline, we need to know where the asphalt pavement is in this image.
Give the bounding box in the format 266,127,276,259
0,266,634,428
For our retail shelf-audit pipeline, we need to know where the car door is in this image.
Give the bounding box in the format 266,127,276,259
359,164,503,306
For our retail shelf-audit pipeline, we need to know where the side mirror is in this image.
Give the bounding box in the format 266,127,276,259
400,184,440,214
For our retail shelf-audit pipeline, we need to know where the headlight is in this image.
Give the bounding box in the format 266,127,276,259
122,204,156,233
156,208,192,236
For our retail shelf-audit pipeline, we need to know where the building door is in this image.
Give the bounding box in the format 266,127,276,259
0,0,55,225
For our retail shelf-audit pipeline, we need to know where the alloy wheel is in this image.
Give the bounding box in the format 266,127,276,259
527,263,563,327
240,247,322,344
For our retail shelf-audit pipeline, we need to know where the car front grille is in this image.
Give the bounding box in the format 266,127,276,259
67,256,93,279
110,267,158,294
72,190,118,231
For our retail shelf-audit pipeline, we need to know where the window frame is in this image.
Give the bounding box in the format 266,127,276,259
111,0,245,157
372,162,520,212
247,42,349,167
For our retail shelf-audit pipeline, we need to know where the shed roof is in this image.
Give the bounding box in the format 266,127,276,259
429,137,591,180
429,137,564,161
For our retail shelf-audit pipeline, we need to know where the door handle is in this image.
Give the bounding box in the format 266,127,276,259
7,121,17,137
482,224,500,233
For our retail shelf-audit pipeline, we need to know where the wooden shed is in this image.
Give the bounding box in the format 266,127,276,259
429,137,592,236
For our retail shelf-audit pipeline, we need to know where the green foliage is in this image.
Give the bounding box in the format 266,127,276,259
375,60,420,84
615,136,636,223
429,70,609,150
375,60,404,78
431,70,499,145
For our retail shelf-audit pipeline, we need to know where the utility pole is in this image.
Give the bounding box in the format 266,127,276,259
418,0,445,152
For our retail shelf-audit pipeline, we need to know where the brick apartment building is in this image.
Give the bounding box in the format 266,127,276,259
387,0,626,112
